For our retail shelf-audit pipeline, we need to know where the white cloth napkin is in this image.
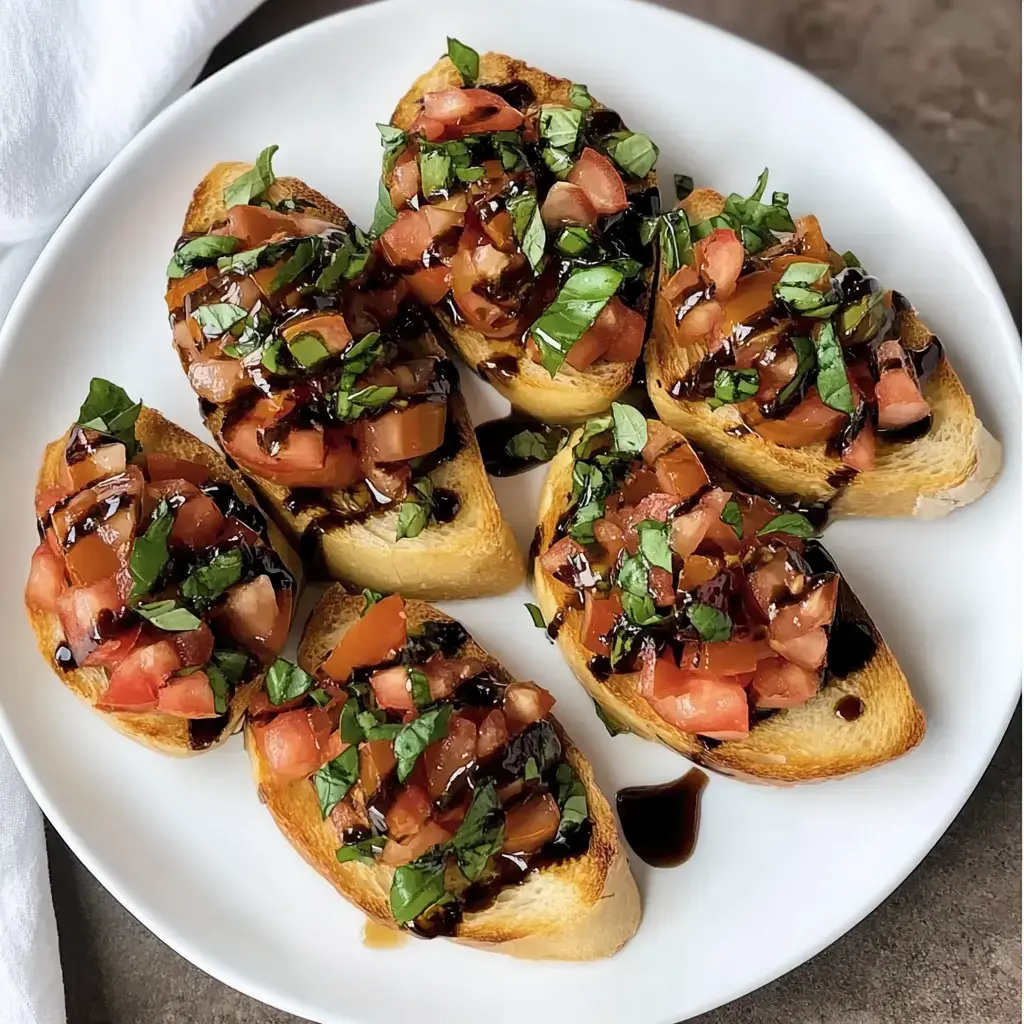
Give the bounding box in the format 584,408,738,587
0,1,262,1021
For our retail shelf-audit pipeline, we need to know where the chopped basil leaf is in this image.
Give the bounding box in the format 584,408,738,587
361,588,383,614
133,600,202,632
216,243,268,275
506,190,546,275
76,378,142,457
377,124,409,174
773,261,837,319
339,702,364,744
605,131,659,178
418,144,452,198
336,835,386,865
395,705,453,782
686,602,732,642
287,332,331,370
361,714,402,742
712,367,760,405
315,228,372,292
572,413,613,458
193,302,248,337
636,519,672,572
539,105,582,150
270,236,321,294
778,261,830,286
390,848,448,925
617,552,650,598
705,168,794,255
554,762,588,843
223,145,278,207
167,235,240,278
611,402,648,453
450,780,504,881
655,209,692,277
567,499,603,545
813,320,855,414
776,334,816,407
756,512,817,539
313,746,359,819
266,658,315,705
212,649,249,685
621,591,662,626
206,665,229,715
593,700,630,736
720,499,744,541
335,384,397,421
180,548,244,611
505,427,566,464
525,603,546,629
370,178,398,236
396,498,429,541
542,145,575,179
455,165,486,182
524,756,540,781
309,688,332,707
409,667,432,708
674,174,694,201
555,226,592,256
570,83,593,109
128,499,173,600
842,250,861,269
446,37,479,85
530,265,623,376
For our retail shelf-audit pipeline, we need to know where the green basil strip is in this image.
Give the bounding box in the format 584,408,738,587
212,649,249,685
813,320,855,414
390,849,448,924
450,780,504,881
339,702,365,744
266,658,315,705
192,303,248,338
611,402,648,453
636,519,672,572
756,512,817,539
206,664,230,715
394,705,453,782
370,178,398,236
505,427,567,463
336,835,386,865
570,83,593,109
674,174,694,201
719,499,744,541
76,378,142,458
555,226,592,256
554,762,588,842
223,145,279,208
377,123,408,174
712,367,760,405
180,548,244,612
686,602,732,642
524,756,540,781
288,332,332,370
269,236,321,293
418,144,452,198
128,499,173,600
539,105,582,150
605,131,659,178
313,746,359,819
506,190,546,275
133,600,202,632
361,588,383,614
593,700,630,736
776,334,816,407
446,36,479,85
657,209,693,277
167,235,240,278
409,667,432,708
542,146,575,179
530,265,623,376
396,499,429,541
216,243,269,275
842,250,861,268
525,603,546,629
616,552,650,598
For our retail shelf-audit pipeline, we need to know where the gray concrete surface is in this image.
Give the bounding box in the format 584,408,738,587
46,1,1021,1022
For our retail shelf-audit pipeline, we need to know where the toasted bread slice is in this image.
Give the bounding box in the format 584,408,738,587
532,423,925,783
391,52,657,423
646,187,1001,517
28,406,301,756
180,163,524,599
246,586,640,959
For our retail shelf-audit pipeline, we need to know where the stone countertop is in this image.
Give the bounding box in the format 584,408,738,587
48,1,1021,1022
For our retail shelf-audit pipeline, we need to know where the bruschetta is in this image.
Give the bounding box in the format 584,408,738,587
645,177,1001,517
383,38,660,421
246,586,639,958
26,380,300,754
532,407,925,782
165,148,523,599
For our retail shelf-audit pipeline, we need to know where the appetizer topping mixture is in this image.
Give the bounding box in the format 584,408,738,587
374,37,659,376
656,171,942,470
27,380,294,734
539,407,873,742
165,147,463,539
250,593,591,936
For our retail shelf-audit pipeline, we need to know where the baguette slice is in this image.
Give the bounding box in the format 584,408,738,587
180,163,524,599
28,406,301,755
246,586,640,959
646,187,1001,517
391,51,657,423
533,422,926,783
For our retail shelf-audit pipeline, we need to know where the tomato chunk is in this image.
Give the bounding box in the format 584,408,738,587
386,784,433,840
254,706,333,782
56,576,126,665
97,641,180,712
359,739,397,798
768,626,828,670
156,671,218,718
695,228,744,300
359,401,447,463
540,182,597,230
381,821,452,867
476,709,509,761
502,792,561,854
503,682,556,733
567,148,628,215
750,657,821,709
220,575,280,659
876,367,931,430
654,443,709,501
582,590,623,656
82,623,143,670
26,539,66,614
170,623,215,669
371,665,414,712
169,495,224,551
769,577,838,642
320,594,407,683
756,390,848,448
424,714,477,800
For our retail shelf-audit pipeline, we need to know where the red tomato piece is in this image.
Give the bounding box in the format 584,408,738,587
82,624,142,670
593,518,627,563
359,739,397,798
169,495,225,551
97,640,180,712
380,209,435,267
503,682,556,734
539,536,586,579
876,367,930,430
281,313,353,355
253,707,333,783
371,666,414,712
380,821,453,867
406,265,452,305
156,671,218,718
768,627,829,670
695,228,744,301
582,590,623,656
756,389,848,448
502,792,561,854
769,577,838,642
654,443,709,500
423,658,485,702
170,623,215,669
540,182,597,230
56,576,126,665
750,657,821,709
320,594,408,683
567,148,628,215
26,539,66,614
842,422,877,472
61,443,127,493
219,575,279,659
424,715,477,800
359,401,447,463
475,709,509,761
386,784,433,840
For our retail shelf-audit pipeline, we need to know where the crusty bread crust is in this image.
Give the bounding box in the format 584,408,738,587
646,187,1001,516
246,586,640,959
391,52,655,423
28,406,301,756
532,427,926,783
180,163,524,599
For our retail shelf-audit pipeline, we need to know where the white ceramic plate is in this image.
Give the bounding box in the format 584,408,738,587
1,2,1019,1021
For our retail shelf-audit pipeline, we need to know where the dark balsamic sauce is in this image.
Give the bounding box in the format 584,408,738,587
475,413,569,477
477,354,520,383
432,488,460,523
53,644,77,670
188,715,228,751
484,79,536,110
616,768,708,867
835,695,865,721
546,608,566,641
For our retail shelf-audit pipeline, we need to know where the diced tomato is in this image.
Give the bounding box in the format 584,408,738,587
769,577,838,642
750,657,821,709
539,536,586,579
26,539,65,614
567,148,628,215
621,491,680,535
187,356,252,405
795,214,830,261
502,792,561,854
745,550,798,621
156,671,218,718
371,666,413,712
678,554,721,592
695,228,744,301
423,658,484,702
331,795,371,837
675,297,725,347
768,626,828,670
449,232,522,338
876,367,930,430
220,575,279,657
56,576,126,665
842,421,876,472
592,518,627,563
80,624,141,671
541,182,597,230
386,784,433,840
61,443,127,493
97,640,181,713
418,87,523,135
165,267,215,311
476,709,509,761
360,739,397,798
654,443,709,500
434,795,471,833
582,590,623,656
570,297,645,369
390,148,421,207
686,637,771,676
406,265,452,305
51,468,144,546
424,714,477,800
503,682,556,733
720,271,781,347
223,203,334,248
253,706,333,783
146,453,211,486
380,209,435,267
359,400,446,464
170,623,215,669
641,420,684,465
320,594,407,682
281,313,353,355
381,821,452,867
563,315,613,370
756,389,848,448
663,264,701,304
649,567,676,606
668,488,729,558
169,494,224,551
481,208,515,250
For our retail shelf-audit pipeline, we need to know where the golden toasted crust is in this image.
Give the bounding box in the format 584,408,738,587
391,52,654,423
532,424,926,783
28,406,301,756
181,164,524,599
246,587,640,959
646,188,1001,516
